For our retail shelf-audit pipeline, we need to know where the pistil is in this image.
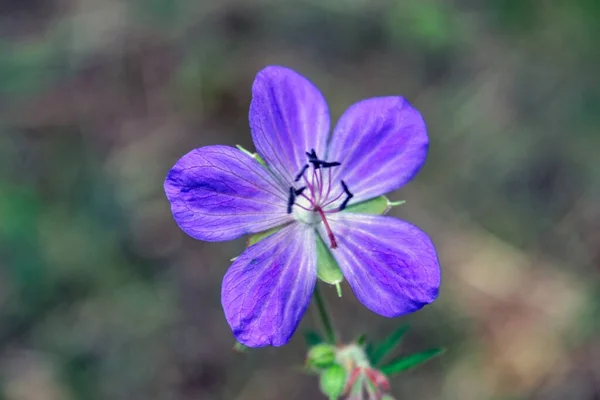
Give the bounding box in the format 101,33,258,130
315,206,337,249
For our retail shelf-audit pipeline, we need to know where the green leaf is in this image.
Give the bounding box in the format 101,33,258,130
370,325,410,366
316,234,343,287
246,226,282,247
380,348,445,375
0,183,46,296
304,330,324,346
0,39,61,96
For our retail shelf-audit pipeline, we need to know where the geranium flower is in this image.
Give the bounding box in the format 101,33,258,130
164,66,440,347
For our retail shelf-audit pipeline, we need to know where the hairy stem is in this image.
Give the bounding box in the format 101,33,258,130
313,283,337,344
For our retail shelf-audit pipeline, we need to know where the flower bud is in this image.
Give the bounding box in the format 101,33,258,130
307,344,336,369
319,364,347,400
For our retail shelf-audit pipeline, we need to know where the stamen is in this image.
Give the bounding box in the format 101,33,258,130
298,191,315,206
312,166,322,204
305,149,318,159
294,203,313,212
306,148,321,170
303,172,316,199
305,148,341,170
317,164,324,203
294,186,306,196
311,160,341,169
319,161,341,168
294,164,309,182
322,186,346,209
295,162,317,201
293,150,348,237
287,187,295,214
325,167,333,200
339,180,354,211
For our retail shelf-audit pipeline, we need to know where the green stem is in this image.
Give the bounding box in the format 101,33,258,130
313,283,337,344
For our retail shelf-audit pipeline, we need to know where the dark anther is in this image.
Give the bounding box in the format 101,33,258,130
319,161,341,168
294,186,306,196
306,149,321,169
305,149,341,170
294,164,309,182
287,187,295,214
339,180,354,211
305,149,318,159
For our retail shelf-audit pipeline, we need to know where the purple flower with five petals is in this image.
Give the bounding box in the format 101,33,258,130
164,66,441,347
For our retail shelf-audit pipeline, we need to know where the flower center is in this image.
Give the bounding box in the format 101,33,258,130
287,149,353,249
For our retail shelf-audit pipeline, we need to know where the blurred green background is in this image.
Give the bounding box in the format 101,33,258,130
1,0,599,399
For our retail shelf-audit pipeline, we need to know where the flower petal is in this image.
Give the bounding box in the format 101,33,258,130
327,97,428,203
250,66,330,183
222,223,317,347
324,213,440,317
164,145,290,242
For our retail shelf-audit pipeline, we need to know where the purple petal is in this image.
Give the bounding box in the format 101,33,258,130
164,145,290,242
222,223,317,347
327,97,428,203
250,66,330,183
325,213,440,317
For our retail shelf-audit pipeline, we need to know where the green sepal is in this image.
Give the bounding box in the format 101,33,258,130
236,144,267,166
344,195,388,214
246,226,281,247
387,200,406,207
240,226,284,261
304,330,324,346
233,342,249,353
319,364,347,400
316,234,343,290
343,196,405,215
380,348,445,375
370,324,410,366
255,153,267,166
235,144,254,157
364,342,374,360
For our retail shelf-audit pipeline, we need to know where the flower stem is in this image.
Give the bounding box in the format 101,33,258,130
313,283,337,344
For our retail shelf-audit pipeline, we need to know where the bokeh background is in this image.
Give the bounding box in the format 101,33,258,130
1,0,599,399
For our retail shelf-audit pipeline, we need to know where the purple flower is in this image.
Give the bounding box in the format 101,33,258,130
164,66,441,347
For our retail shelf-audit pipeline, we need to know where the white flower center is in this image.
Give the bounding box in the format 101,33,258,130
292,195,320,226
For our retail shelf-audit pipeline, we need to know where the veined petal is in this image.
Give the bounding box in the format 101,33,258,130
327,97,428,203
164,145,290,242
324,213,440,317
222,223,317,347
250,66,330,183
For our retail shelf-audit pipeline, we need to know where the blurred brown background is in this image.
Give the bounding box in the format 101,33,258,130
1,0,599,399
